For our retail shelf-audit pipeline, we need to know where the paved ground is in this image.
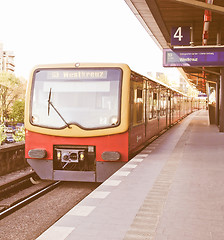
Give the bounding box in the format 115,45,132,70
37,110,224,240
155,110,224,240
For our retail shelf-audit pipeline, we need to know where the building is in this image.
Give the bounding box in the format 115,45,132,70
0,43,15,73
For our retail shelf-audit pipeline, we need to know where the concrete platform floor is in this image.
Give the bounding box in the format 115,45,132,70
37,110,224,240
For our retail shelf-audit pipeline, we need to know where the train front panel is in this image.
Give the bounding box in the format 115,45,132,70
25,63,131,182
25,130,129,182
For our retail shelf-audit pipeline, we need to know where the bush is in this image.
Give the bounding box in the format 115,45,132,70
0,124,6,144
14,127,25,142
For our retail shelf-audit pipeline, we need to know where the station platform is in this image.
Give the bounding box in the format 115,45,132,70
37,110,224,240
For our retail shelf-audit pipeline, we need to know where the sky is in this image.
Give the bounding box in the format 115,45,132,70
0,0,180,81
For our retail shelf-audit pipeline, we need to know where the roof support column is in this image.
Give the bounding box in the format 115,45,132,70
219,68,224,132
215,80,220,126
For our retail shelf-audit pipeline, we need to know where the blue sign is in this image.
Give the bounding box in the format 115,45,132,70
171,26,190,46
163,47,224,67
198,93,207,98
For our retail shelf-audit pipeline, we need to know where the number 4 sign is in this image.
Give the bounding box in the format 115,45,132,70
171,26,190,46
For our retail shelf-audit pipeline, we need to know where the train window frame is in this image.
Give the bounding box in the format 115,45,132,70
159,89,167,117
152,91,157,119
130,74,145,126
147,90,153,120
137,89,143,99
135,88,144,123
147,82,158,121
29,67,123,130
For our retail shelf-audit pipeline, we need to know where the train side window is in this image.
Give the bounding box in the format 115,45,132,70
160,93,167,116
131,84,144,126
148,91,153,120
130,87,134,126
152,92,157,118
173,94,178,113
160,94,164,116
136,89,143,123
147,91,157,119
137,89,143,99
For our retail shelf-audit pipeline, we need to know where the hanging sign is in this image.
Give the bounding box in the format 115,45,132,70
171,26,191,46
163,47,224,67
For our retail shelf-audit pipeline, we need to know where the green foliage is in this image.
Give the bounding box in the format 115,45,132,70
14,127,25,142
0,71,26,124
0,124,6,144
10,99,25,123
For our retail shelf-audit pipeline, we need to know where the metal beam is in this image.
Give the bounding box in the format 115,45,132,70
187,73,206,80
145,0,170,42
188,67,221,76
219,68,224,132
216,80,220,126
187,74,217,84
170,0,224,15
124,0,169,49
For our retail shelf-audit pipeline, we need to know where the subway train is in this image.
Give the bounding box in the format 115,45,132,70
25,63,204,182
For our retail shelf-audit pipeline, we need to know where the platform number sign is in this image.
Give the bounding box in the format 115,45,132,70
171,26,190,46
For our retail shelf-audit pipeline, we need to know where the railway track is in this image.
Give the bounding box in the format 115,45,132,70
0,181,60,220
0,171,36,192
0,172,60,220
1,181,99,240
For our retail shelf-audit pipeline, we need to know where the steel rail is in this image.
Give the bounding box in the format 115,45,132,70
0,181,61,220
0,171,36,192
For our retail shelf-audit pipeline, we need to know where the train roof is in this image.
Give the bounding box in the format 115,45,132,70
30,62,130,71
130,70,190,98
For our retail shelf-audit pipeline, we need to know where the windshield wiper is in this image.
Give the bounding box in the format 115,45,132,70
48,88,71,129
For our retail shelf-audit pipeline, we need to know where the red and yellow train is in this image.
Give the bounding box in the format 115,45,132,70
25,63,204,182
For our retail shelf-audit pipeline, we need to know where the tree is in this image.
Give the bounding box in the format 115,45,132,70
0,124,6,144
0,72,26,123
10,99,25,123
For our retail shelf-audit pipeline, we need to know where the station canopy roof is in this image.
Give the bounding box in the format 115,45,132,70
125,0,224,93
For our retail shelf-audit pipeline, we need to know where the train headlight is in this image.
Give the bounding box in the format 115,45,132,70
57,151,61,161
101,151,120,161
70,152,77,160
28,149,47,159
79,151,85,161
63,154,69,161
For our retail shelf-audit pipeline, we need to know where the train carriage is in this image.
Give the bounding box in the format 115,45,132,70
25,63,201,182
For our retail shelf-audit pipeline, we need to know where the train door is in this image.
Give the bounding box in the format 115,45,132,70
158,87,167,132
146,81,159,140
156,86,160,131
171,91,175,124
173,92,179,123
184,96,186,116
167,89,171,128
129,73,146,153
180,95,183,118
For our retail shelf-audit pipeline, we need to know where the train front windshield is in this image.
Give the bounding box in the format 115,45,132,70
30,68,122,129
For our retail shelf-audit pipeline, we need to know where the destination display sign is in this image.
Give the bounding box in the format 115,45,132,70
163,47,224,67
47,70,108,80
